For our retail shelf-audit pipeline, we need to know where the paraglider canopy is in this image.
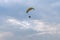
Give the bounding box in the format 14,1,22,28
26,7,35,13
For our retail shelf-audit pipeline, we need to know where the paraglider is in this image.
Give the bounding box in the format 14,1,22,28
26,7,35,18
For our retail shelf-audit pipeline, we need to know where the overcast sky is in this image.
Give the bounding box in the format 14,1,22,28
0,0,60,40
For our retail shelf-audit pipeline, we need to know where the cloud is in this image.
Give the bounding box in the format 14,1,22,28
5,17,59,34
0,32,14,40
30,20,60,35
6,18,31,29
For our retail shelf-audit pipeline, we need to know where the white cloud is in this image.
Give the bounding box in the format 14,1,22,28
4,17,60,35
31,20,60,35
6,18,31,29
0,32,14,40
30,20,57,34
5,18,58,34
7,19,21,25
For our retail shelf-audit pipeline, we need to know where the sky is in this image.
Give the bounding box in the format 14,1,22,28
0,0,60,40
